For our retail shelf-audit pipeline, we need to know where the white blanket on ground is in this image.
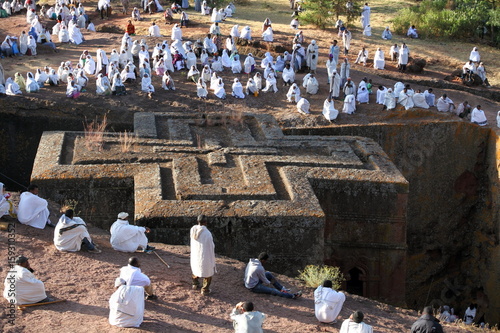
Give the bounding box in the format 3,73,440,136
190,225,216,277
110,220,148,252
54,215,91,251
109,285,144,327
3,265,47,304
17,192,49,229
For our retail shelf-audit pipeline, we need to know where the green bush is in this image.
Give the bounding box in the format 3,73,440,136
298,265,345,289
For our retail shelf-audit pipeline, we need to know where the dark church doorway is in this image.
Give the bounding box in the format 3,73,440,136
346,267,364,296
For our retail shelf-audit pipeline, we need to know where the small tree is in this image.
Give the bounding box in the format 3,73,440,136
298,265,345,289
301,0,361,29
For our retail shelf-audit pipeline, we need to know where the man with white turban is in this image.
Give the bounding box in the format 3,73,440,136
190,215,216,296
110,212,155,253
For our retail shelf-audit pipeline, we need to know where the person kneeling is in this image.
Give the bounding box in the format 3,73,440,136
54,209,101,253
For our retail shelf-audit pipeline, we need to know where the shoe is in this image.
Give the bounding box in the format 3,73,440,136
292,291,302,299
281,287,291,293
201,289,211,296
37,297,54,303
146,294,158,300
143,245,156,253
192,285,199,290
46,222,56,228
88,248,102,253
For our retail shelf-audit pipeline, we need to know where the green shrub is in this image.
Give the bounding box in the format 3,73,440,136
298,265,345,289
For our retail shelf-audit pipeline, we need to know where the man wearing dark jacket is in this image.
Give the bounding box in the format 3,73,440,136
411,306,444,333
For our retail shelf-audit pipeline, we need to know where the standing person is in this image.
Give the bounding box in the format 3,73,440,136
306,40,319,73
17,184,53,229
342,29,351,55
244,252,302,299
410,306,444,333
110,212,155,253
340,311,373,333
230,301,266,333
190,214,216,296
340,58,350,87
329,40,340,65
398,43,409,73
3,256,50,305
314,280,346,324
361,3,370,29
54,209,101,253
118,257,158,300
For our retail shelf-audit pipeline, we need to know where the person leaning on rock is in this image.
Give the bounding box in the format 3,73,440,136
110,212,155,253
410,306,444,333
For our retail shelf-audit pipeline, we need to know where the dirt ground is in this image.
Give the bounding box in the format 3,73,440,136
0,195,477,333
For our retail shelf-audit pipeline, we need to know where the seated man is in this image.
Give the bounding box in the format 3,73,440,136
230,301,266,332
109,278,145,327
407,25,418,38
17,184,53,229
3,256,50,305
340,311,373,333
456,100,472,119
436,94,455,112
0,182,17,219
54,209,101,253
110,212,155,253
410,306,444,333
244,252,302,299
314,280,346,324
118,257,158,300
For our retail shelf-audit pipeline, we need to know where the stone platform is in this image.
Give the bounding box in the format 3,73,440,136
31,112,408,304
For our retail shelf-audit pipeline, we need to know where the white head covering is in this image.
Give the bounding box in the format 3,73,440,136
118,212,129,219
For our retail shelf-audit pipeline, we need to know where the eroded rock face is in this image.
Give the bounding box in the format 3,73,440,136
288,123,500,325
30,112,409,304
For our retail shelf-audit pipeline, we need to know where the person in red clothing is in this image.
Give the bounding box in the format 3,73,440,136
126,20,135,35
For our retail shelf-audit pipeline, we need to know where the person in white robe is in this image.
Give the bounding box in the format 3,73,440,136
148,22,161,37
306,40,319,72
361,3,370,29
253,72,262,90
187,65,200,83
363,24,371,36
171,23,182,40
111,73,126,95
342,78,356,97
384,88,396,110
140,73,154,97
220,49,231,68
96,73,112,95
230,24,240,39
413,90,429,109
343,94,356,114
286,83,301,103
398,43,409,72
496,111,500,128
210,72,219,91
382,26,392,40
240,26,251,40
109,280,145,328
25,72,39,93
58,25,70,43
398,88,414,110
436,94,455,112
210,22,220,36
290,18,299,30
34,68,47,87
342,30,351,55
96,49,110,76
393,81,405,100
54,209,100,252
260,52,273,69
471,105,488,126
68,23,83,45
27,35,36,56
230,302,266,333
355,47,368,66
0,183,16,218
340,58,350,87
305,74,319,94
297,97,310,114
262,27,273,42
231,55,242,73
246,78,259,96
200,65,211,83
232,78,245,98
314,280,346,323
407,25,418,38
190,215,216,295
6,77,22,95
3,256,48,305
357,86,369,104
110,212,154,252
376,86,387,105
19,31,28,55
323,97,339,121
469,47,480,62
389,44,399,62
18,184,51,229
162,71,175,90
282,63,295,86
373,48,385,69
340,311,373,333
197,78,208,98
262,70,278,93
214,78,226,99
243,53,256,74
328,69,341,99
326,55,337,84
118,257,157,299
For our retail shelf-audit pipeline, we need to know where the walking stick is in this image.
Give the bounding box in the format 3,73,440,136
18,299,66,311
153,250,171,268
